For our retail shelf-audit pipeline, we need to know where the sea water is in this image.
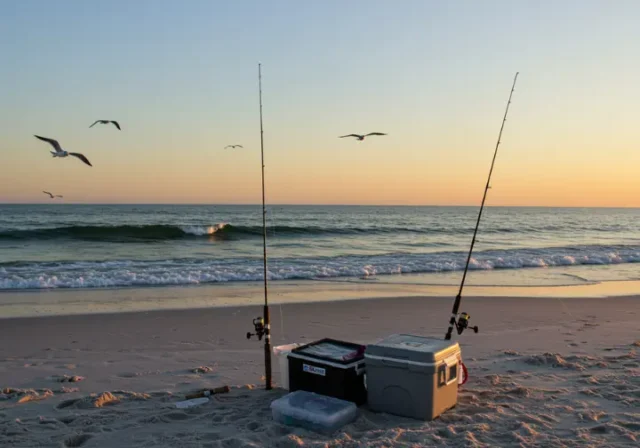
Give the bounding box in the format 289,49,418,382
0,204,639,291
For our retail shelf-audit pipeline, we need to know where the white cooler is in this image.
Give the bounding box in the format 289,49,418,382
364,334,461,421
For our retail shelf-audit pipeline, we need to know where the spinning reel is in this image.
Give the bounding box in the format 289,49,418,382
450,312,479,336
246,317,266,341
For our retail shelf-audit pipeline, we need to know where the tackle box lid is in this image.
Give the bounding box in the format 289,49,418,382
290,338,365,366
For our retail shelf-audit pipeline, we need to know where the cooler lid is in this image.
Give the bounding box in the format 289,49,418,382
365,334,459,364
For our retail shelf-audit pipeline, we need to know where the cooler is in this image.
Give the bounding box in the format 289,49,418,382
364,334,461,420
288,338,367,405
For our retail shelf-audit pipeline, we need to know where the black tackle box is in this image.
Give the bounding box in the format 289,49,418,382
288,338,367,405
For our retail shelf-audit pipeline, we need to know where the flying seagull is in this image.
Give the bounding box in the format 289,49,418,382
89,120,121,130
339,132,387,141
42,191,63,199
34,135,93,167
224,144,244,149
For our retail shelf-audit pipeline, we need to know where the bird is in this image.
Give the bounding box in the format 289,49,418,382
34,135,93,167
339,132,387,141
224,144,244,149
89,120,121,130
42,191,63,199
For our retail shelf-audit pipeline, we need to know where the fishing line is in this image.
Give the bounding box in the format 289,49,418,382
555,295,576,320
245,63,272,390
266,207,286,341
444,73,520,340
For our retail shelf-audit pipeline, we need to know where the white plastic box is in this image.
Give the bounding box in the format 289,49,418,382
271,390,357,434
273,343,301,390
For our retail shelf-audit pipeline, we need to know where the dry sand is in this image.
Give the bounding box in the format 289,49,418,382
0,295,638,447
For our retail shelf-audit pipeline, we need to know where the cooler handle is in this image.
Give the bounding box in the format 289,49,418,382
444,355,459,386
382,358,410,369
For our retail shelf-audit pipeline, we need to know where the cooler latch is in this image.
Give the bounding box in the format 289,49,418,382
438,355,459,387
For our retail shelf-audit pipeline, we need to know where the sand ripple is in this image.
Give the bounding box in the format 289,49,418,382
1,342,638,447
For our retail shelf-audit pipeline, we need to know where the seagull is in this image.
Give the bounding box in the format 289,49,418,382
224,144,243,149
42,191,63,199
339,132,387,141
34,135,93,167
89,120,121,130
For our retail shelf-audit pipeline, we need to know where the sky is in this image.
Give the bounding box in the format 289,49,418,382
1,0,639,206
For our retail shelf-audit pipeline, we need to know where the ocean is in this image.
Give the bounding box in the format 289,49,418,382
1,205,640,291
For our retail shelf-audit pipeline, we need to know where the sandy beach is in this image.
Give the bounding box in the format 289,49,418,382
5,0,640,445
1,293,638,447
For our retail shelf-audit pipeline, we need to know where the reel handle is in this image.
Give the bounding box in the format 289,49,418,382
246,317,266,341
454,312,478,336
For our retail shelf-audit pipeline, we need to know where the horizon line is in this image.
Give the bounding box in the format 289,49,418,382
1,202,640,209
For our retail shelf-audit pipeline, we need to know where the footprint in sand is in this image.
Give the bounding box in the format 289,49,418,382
267,425,292,437
246,421,263,431
56,399,80,410
225,413,246,423
165,412,191,421
201,432,222,441
64,434,93,447
220,438,248,448
138,415,165,425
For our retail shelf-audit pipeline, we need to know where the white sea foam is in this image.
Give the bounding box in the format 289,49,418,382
179,223,228,236
1,246,640,290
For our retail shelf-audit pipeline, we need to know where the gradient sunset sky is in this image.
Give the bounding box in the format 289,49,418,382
1,0,639,206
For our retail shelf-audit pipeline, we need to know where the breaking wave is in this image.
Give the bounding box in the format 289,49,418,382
1,244,639,290
2,221,634,242
0,224,233,242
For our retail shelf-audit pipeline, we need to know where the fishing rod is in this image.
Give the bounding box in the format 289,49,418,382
246,63,273,390
444,72,519,341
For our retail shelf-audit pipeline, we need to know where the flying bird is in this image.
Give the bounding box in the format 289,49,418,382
224,145,244,149
89,120,121,130
42,191,63,199
339,132,387,141
34,135,93,167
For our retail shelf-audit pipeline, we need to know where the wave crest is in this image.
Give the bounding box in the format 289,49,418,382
180,223,229,236
1,245,639,289
2,221,638,242
0,224,236,242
